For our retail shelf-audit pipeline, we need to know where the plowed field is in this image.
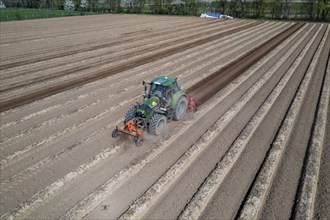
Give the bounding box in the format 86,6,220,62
0,14,329,219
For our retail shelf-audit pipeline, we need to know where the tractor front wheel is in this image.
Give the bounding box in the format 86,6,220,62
125,106,137,123
112,128,120,138
135,137,144,147
148,114,167,135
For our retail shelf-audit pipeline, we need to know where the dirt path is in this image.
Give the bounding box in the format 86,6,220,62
0,15,328,219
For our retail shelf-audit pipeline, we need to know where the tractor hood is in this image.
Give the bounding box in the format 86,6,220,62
144,96,160,109
136,97,160,118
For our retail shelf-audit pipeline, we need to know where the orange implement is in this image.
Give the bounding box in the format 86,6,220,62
112,119,144,147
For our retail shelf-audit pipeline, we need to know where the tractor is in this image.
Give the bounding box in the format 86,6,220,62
112,76,197,147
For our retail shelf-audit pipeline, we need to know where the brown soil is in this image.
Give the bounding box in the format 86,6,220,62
0,15,328,220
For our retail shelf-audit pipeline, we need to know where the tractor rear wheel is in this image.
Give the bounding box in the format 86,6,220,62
125,106,137,123
148,114,167,135
173,96,188,121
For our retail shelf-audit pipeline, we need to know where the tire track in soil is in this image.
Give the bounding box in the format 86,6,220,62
0,22,260,112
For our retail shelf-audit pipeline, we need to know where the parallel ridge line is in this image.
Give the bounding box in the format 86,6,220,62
0,21,250,94
293,27,330,220
0,21,259,119
0,96,137,170
2,22,286,180
0,115,123,189
0,22,280,138
237,24,327,220
3,32,282,189
0,19,221,80
1,35,256,176
0,21,235,119
0,22,270,149
0,27,286,203
0,22,260,112
1,43,253,185
119,23,314,220
60,22,304,220
0,144,121,220
0,16,193,46
178,22,318,220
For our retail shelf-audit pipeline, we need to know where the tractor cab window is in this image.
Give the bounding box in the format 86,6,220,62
150,83,166,98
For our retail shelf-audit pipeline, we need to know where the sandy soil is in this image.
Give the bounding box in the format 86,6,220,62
0,14,328,219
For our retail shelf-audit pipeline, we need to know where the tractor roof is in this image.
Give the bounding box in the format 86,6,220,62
151,76,176,87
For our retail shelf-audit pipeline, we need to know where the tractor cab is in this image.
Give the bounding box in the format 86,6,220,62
144,76,180,107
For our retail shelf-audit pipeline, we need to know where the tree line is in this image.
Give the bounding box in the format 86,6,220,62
1,0,329,21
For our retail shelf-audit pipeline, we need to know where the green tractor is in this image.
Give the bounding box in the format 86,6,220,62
112,76,197,146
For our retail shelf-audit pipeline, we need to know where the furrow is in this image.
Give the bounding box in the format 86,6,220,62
0,22,275,137
0,20,228,87
60,22,305,220
59,59,264,220
1,21,247,97
293,30,330,220
2,22,282,163
0,16,190,61
0,18,208,70
178,23,320,220
0,117,123,189
238,24,328,220
1,16,206,59
0,96,137,169
0,144,121,220
0,19,220,80
0,22,260,112
0,15,177,45
0,21,268,125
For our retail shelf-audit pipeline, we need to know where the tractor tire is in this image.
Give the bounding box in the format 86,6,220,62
125,106,137,123
135,137,144,147
148,114,167,136
173,96,188,121
112,128,120,138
